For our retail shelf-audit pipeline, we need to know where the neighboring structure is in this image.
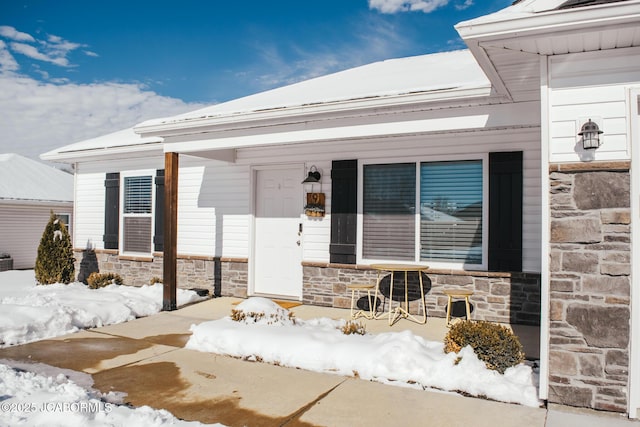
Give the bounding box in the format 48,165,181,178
42,0,640,418
0,154,73,269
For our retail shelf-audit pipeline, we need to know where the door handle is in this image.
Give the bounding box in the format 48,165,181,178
296,240,301,246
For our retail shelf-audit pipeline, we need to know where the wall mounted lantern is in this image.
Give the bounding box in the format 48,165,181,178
302,165,321,183
578,119,603,150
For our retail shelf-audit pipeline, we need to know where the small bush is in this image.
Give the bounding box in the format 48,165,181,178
35,212,75,284
340,320,366,335
444,320,524,374
87,272,123,289
230,308,296,325
150,277,163,285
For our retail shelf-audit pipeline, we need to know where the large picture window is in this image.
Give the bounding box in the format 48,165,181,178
362,159,484,267
122,175,153,254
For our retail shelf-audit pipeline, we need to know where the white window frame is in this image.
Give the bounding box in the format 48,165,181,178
357,153,488,270
119,170,156,256
54,213,72,238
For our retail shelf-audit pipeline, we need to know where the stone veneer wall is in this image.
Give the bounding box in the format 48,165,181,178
73,249,249,297
302,263,541,326
548,162,631,413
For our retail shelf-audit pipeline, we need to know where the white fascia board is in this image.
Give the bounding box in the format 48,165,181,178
135,86,494,138
163,101,540,155
456,1,640,42
40,142,164,163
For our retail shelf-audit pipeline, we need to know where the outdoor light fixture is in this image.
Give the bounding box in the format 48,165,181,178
302,165,321,183
578,119,603,150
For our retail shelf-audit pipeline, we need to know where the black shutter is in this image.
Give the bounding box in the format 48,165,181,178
330,160,357,264
488,152,523,271
103,172,120,250
154,169,165,252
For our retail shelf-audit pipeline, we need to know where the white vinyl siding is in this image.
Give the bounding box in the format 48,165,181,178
548,47,640,163
74,171,105,250
190,158,250,258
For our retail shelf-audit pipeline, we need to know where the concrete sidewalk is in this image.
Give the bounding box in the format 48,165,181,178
0,297,638,427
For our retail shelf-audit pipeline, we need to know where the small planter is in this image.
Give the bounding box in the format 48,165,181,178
0,254,13,272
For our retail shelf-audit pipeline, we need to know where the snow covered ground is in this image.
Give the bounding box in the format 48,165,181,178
0,270,541,426
0,269,220,426
0,270,203,347
187,297,541,408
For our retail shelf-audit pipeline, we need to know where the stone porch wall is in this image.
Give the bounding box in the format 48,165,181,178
548,162,631,413
74,249,540,326
303,263,541,326
73,249,248,297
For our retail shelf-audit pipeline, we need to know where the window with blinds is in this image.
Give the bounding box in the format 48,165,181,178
362,160,483,265
420,160,482,264
363,163,416,260
123,175,152,253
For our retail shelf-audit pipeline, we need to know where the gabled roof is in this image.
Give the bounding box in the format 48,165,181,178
0,154,73,203
135,50,491,133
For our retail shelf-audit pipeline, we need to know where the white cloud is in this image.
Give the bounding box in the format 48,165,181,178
0,25,35,42
455,0,474,10
368,0,449,14
0,41,19,72
0,74,207,161
10,42,70,67
0,26,206,163
249,16,412,91
0,27,88,68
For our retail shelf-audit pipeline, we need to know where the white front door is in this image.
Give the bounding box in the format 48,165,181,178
253,167,303,298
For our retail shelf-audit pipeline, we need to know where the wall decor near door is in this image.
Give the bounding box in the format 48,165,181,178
304,192,325,217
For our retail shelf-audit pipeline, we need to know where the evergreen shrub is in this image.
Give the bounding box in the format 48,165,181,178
87,272,123,289
34,212,75,284
444,320,525,374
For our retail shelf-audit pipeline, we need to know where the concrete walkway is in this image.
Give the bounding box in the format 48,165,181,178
0,297,638,427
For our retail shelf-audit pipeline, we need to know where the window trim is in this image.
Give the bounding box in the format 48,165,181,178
357,154,488,270
119,170,156,256
54,213,72,240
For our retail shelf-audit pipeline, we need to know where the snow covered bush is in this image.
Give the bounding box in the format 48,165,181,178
230,297,297,325
35,211,75,285
444,320,525,374
87,272,124,289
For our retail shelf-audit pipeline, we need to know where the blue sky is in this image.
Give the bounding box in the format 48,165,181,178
0,0,512,163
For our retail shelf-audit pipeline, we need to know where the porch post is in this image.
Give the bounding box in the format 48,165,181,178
163,152,178,311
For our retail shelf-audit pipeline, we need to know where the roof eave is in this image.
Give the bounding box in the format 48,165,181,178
456,0,640,42
40,141,164,163
134,85,495,137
